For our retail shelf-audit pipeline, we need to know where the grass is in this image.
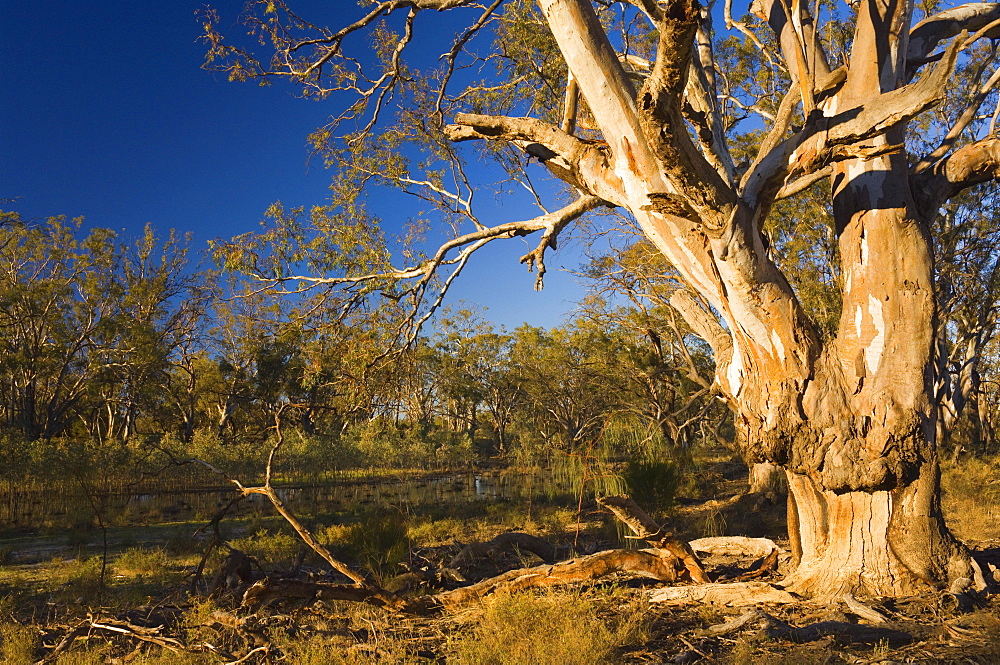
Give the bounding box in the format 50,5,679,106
942,454,1000,542
447,589,650,665
0,621,39,665
5,453,1000,664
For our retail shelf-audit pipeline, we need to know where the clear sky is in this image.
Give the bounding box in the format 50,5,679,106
0,1,587,330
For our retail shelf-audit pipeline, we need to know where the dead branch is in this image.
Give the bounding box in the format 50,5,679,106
34,622,88,664
242,548,679,614
733,547,780,581
688,536,783,559
449,532,556,568
649,580,798,605
242,578,403,610
85,617,187,653
431,549,680,610
597,495,711,583
842,592,889,623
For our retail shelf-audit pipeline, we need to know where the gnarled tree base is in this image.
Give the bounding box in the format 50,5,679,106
783,469,971,598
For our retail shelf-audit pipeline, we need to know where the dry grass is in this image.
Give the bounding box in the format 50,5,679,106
942,455,1000,542
447,589,650,665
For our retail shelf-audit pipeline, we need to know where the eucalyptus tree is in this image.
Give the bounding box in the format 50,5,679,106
203,0,1000,596
510,322,622,451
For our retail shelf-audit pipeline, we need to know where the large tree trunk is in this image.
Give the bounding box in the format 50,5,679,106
783,464,967,597
524,0,978,598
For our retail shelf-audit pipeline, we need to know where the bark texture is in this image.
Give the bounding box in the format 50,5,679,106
507,0,989,598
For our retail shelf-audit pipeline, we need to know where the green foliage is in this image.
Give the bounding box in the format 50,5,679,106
231,529,301,568
114,547,170,580
621,460,680,516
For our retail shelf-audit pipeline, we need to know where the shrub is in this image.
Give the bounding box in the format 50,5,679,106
0,622,38,665
231,529,300,568
115,546,169,580
448,591,644,665
621,459,680,515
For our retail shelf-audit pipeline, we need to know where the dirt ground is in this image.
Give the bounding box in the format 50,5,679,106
5,458,1000,663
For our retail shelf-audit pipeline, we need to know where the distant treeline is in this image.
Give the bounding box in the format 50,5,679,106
0,212,731,488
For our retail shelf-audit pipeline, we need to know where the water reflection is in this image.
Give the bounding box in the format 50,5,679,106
0,471,572,530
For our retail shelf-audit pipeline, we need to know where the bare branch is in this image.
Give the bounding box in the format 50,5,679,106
684,8,738,185
742,37,960,206
751,0,833,95
912,135,1000,210
520,195,605,289
669,290,733,362
914,58,1000,173
596,495,711,583
446,113,620,199
908,3,1000,68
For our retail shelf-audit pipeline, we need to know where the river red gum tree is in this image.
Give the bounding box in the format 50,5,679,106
205,0,1000,597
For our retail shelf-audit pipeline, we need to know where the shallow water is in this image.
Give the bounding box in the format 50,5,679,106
0,470,573,531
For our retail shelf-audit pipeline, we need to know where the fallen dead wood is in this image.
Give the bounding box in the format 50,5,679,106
431,548,679,610
242,549,679,613
940,576,977,612
243,578,408,610
732,546,780,581
842,592,889,623
688,536,783,559
597,495,711,583
34,622,88,664
450,532,556,568
648,580,798,605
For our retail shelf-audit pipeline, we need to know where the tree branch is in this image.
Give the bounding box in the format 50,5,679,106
445,113,617,199
914,58,1000,173
912,135,1000,211
908,3,1000,69
742,37,960,206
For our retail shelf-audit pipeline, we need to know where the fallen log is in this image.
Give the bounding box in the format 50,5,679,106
841,592,889,623
450,532,556,568
243,548,679,613
649,581,798,606
687,536,783,558
431,548,679,610
243,578,409,611
732,547,780,581
597,495,711,583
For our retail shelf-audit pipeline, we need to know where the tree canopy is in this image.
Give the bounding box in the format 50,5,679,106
198,0,1000,597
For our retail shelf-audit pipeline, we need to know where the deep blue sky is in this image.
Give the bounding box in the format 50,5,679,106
0,1,586,329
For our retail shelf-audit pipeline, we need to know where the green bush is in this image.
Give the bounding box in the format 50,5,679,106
115,546,169,580
621,459,680,515
231,529,300,568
